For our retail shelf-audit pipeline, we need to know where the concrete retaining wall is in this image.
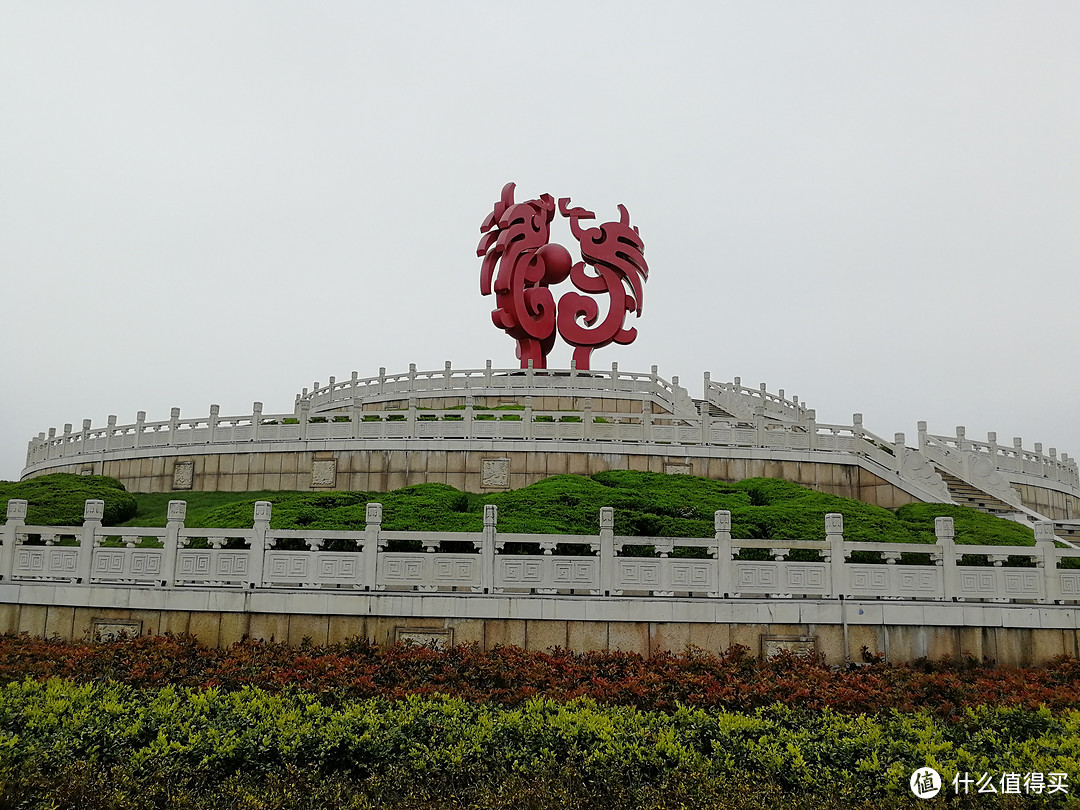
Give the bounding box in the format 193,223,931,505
29,441,924,508
2,585,1077,667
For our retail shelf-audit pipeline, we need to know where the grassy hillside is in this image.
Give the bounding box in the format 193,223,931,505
4,471,1036,546
123,470,1032,546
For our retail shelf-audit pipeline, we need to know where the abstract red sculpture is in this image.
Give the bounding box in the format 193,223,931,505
478,182,647,370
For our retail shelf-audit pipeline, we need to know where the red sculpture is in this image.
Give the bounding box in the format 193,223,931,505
478,182,647,370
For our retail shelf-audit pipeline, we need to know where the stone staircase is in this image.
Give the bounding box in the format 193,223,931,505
693,399,743,421
935,470,1019,517
934,469,1080,549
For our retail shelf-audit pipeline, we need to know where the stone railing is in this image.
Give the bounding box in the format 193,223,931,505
23,365,1079,505
295,361,679,413
24,400,928,491
704,374,812,423
3,499,1078,604
919,423,1079,494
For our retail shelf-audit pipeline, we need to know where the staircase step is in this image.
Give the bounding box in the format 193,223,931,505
935,469,1018,517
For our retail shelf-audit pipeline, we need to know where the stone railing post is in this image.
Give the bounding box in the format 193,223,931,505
484,360,492,387
298,399,310,441
894,433,907,477
713,510,731,597
701,398,712,445
482,504,497,594
350,399,362,439
251,402,263,442
642,403,653,443
78,499,104,584
134,411,146,449
852,414,864,452
407,397,418,438
523,396,533,440
80,418,92,453
583,399,593,440
248,501,271,589
754,405,766,447
364,503,383,590
46,428,56,460
917,421,929,452
160,500,186,587
444,360,453,389
935,517,959,601
208,405,220,444
599,507,615,596
1,500,27,581
806,409,817,451
105,415,118,451
1035,522,1060,604
826,513,846,598
168,409,180,446
465,396,475,439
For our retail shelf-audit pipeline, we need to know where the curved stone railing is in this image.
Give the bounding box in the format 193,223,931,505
23,399,938,498
22,366,1079,507
3,499,1078,605
296,361,680,413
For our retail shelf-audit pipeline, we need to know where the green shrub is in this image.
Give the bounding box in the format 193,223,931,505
1,679,1078,808
0,474,137,526
10,470,1023,549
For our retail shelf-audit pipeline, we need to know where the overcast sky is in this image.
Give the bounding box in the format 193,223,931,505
2,2,1078,481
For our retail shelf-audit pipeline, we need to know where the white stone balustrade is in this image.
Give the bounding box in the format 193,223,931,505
705,373,812,424
3,499,1078,605
918,423,1079,495
24,365,1080,509
296,361,677,413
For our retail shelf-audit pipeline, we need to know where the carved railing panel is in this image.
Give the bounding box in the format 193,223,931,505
3,503,1079,607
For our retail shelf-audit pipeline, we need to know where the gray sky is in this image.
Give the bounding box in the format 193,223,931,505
2,2,1078,481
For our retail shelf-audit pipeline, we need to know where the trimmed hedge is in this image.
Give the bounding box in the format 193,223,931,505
0,474,136,526
1,635,1079,720
121,471,1032,546
0,678,1078,808
4,472,1038,549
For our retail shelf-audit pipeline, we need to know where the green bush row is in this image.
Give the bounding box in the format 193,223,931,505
0,678,1077,807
